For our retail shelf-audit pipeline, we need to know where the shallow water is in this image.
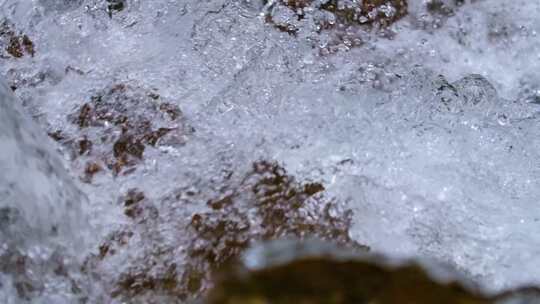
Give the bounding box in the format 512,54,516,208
1,0,540,302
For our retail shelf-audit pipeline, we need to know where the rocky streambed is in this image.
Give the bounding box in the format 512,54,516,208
1,0,540,303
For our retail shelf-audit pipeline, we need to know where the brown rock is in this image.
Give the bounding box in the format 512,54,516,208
82,162,102,183
67,82,192,176
208,254,489,304
87,161,365,302
1,21,35,58
182,161,367,297
264,0,408,53
122,189,146,219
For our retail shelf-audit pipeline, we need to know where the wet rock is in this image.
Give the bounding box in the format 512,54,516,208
426,0,461,15
206,240,488,304
206,240,540,304
183,161,367,297
82,161,103,183
87,161,365,302
78,137,93,156
121,188,146,219
413,0,465,30
264,0,407,53
266,0,407,27
95,230,134,260
87,230,183,301
113,263,180,299
322,0,408,26
106,0,126,17
453,74,498,106
48,130,67,142
67,82,192,178
0,21,35,59
0,248,44,300
4,68,52,98
426,73,499,114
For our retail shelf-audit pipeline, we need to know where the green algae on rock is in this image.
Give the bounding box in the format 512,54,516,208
183,161,368,297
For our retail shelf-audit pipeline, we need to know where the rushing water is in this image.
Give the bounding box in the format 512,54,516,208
0,81,89,303
1,0,540,302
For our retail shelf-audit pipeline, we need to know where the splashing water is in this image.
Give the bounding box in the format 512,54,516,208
1,0,540,302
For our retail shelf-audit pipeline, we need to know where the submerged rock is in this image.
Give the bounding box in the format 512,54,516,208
55,82,193,179
265,0,407,28
452,74,498,107
413,0,465,30
264,0,408,53
0,21,35,59
106,0,126,17
183,161,367,296
84,161,365,302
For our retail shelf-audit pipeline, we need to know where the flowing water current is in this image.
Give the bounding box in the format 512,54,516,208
1,0,540,302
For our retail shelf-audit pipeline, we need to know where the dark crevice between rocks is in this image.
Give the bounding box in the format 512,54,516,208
106,0,126,18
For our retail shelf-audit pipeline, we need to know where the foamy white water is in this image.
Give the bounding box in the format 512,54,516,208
1,0,540,302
